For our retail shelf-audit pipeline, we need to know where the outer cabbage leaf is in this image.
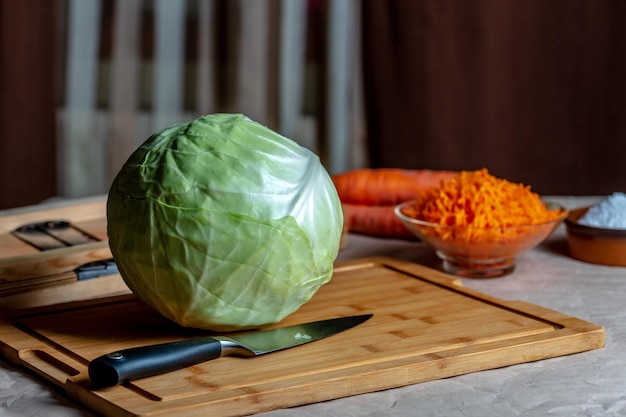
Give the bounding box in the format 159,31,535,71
107,114,343,331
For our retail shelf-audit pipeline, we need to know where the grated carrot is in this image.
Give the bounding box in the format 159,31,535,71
401,169,565,247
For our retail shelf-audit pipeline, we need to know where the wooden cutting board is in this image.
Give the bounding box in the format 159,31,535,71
0,196,129,311
0,257,604,417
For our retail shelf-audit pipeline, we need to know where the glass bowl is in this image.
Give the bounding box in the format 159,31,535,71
565,207,626,266
395,200,568,278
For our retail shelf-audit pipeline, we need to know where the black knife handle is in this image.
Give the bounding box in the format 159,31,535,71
88,337,222,387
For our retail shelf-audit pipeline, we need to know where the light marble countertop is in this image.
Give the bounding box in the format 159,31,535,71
3,196,625,417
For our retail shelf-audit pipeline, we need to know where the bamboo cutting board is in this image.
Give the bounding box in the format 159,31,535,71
0,196,129,311
0,257,604,417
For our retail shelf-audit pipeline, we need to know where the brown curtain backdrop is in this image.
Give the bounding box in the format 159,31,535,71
0,0,58,209
361,0,626,195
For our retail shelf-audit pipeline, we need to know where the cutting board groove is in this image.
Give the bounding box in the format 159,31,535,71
0,257,604,417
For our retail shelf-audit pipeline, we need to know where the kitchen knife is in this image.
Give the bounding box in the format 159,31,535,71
89,313,372,387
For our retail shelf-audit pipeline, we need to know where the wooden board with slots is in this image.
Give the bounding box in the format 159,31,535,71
0,196,129,311
0,257,604,417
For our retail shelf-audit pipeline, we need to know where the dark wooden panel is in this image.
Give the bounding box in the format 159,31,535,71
0,0,58,209
361,0,626,195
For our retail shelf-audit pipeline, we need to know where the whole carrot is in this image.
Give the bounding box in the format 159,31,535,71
332,169,458,239
342,203,417,239
331,169,458,206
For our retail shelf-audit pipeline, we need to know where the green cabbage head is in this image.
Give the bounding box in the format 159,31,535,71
107,114,343,331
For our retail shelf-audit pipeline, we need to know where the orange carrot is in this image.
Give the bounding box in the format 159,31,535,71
404,168,563,228
332,168,458,239
332,168,458,206
400,168,566,248
342,203,417,239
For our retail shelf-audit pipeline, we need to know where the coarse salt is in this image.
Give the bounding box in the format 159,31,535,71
578,192,626,229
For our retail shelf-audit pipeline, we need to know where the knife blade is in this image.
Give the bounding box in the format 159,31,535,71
88,314,372,387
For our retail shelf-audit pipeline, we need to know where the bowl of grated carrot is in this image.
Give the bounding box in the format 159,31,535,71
394,169,568,278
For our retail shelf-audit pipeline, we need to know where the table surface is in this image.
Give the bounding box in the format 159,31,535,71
2,196,625,417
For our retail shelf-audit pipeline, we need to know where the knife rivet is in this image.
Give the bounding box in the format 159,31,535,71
107,352,124,360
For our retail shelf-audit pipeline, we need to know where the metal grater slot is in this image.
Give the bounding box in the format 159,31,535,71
11,220,100,251
40,221,99,246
